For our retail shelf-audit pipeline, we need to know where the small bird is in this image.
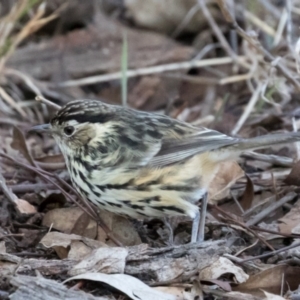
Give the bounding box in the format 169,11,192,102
31,99,300,243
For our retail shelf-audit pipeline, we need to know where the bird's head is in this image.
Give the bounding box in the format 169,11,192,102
30,100,120,157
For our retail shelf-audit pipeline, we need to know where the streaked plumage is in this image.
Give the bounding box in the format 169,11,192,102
31,99,300,243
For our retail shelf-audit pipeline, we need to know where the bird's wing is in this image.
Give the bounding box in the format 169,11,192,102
148,128,239,167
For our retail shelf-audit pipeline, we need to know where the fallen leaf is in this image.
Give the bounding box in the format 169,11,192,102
199,257,249,284
64,273,176,300
11,126,37,167
263,291,285,300
0,241,6,253
278,199,300,235
154,286,185,299
200,279,231,292
233,265,300,297
97,211,141,246
284,160,300,186
42,207,97,239
209,161,244,203
239,175,254,211
40,231,106,259
69,247,128,275
15,199,36,214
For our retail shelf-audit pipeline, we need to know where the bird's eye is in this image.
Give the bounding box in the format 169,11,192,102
63,126,75,136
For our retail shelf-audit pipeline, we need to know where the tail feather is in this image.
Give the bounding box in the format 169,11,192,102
212,132,300,161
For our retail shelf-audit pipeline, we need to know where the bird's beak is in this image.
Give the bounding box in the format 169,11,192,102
29,123,52,134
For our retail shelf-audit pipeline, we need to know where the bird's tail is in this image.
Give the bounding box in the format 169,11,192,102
213,132,300,161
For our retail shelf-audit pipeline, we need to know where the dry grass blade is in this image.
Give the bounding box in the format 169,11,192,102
0,1,60,72
217,0,300,90
35,95,61,110
58,56,248,87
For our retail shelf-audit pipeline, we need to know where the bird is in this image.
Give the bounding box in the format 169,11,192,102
30,99,300,243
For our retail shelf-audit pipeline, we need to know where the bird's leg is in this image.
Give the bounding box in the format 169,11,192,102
197,192,208,242
191,210,200,243
163,217,174,245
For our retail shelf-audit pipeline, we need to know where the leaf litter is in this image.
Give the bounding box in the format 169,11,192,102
1,0,300,299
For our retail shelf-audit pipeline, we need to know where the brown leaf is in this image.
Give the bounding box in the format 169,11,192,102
233,265,300,297
15,199,37,214
71,212,91,236
239,175,254,211
42,207,97,239
200,279,232,292
200,257,248,284
97,211,142,246
11,126,37,167
278,199,300,235
209,161,244,203
284,160,300,186
40,232,106,259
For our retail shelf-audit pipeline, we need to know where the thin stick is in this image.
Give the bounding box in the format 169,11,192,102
231,82,262,135
213,205,275,251
246,192,296,226
217,0,300,90
57,56,248,87
242,151,293,167
35,95,61,110
292,117,300,161
240,241,300,263
197,0,237,60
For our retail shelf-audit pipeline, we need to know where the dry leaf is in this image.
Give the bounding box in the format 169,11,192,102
284,160,300,186
154,286,185,299
40,231,106,259
0,241,6,253
64,273,176,300
263,291,285,300
11,126,37,167
239,175,254,211
69,247,128,276
209,161,244,203
97,211,141,246
199,257,249,284
278,199,300,235
200,279,231,292
15,199,36,214
42,207,97,239
233,265,300,297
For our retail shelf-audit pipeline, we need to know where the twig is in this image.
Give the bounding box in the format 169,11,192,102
242,151,293,167
273,8,288,47
57,56,248,87
0,87,27,118
213,205,275,251
0,168,18,206
231,82,263,135
197,0,237,60
171,4,199,38
0,183,55,194
246,192,297,226
239,241,300,263
292,117,300,161
249,225,300,239
217,0,300,90
35,95,61,110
